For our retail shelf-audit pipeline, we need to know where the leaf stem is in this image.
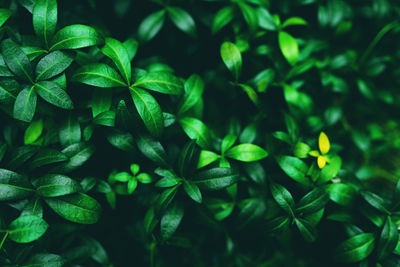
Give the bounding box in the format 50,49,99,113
0,231,9,251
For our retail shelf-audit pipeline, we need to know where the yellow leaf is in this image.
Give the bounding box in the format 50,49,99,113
319,132,330,154
317,155,327,168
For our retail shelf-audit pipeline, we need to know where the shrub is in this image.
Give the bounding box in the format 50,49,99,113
0,0,400,266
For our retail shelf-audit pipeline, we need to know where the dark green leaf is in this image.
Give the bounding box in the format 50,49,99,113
1,39,34,82
212,6,234,34
266,216,290,234
161,202,184,240
334,233,375,263
8,215,48,243
33,174,82,197
137,10,165,43
136,135,169,167
73,63,127,88
59,113,81,147
361,191,391,215
35,51,73,81
178,74,204,115
277,156,310,186
34,81,74,109
13,86,37,122
296,188,329,214
295,218,316,242
270,183,295,216
22,253,64,267
30,149,68,169
56,142,95,172
130,87,163,136
377,216,399,260
167,7,196,37
183,180,202,203
193,168,239,190
0,9,12,27
102,38,131,84
45,193,101,224
33,0,57,48
326,183,356,206
178,140,198,177
0,169,34,201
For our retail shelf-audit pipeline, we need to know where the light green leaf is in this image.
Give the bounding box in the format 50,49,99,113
326,183,356,206
335,233,375,263
133,72,183,95
282,17,307,28
180,117,212,149
24,119,43,145
220,42,242,81
225,144,268,162
212,6,234,34
277,156,310,185
197,150,220,169
257,7,277,31
50,24,103,51
8,215,48,243
0,9,12,27
279,31,299,65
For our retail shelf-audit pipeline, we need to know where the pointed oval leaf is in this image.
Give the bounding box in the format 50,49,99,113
33,0,57,47
34,81,73,109
136,135,169,167
102,38,131,84
193,167,239,191
183,181,202,203
133,72,183,95
1,39,34,82
8,215,48,243
270,183,295,216
296,188,329,214
33,174,82,197
137,10,165,43
167,7,196,37
277,156,310,186
295,218,317,242
14,86,37,122
45,193,101,224
73,63,127,88
278,31,298,66
220,42,242,81
377,216,399,260
178,74,204,115
180,117,212,149
130,87,163,137
335,233,375,263
225,144,268,162
0,169,34,201
35,51,73,81
161,202,184,240
50,24,103,51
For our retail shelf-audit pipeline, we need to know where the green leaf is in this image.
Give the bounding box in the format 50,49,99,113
106,129,135,151
282,17,307,28
34,81,74,109
361,191,391,215
91,88,112,118
0,9,12,27
56,142,95,172
136,135,169,167
161,202,184,240
8,215,48,243
49,24,103,51
137,173,152,184
102,38,131,84
270,183,295,216
266,216,290,234
221,134,237,153
279,31,298,66
212,6,234,34
178,140,198,177
225,144,268,162
33,0,57,48
22,253,64,267
257,7,277,31
318,154,342,184
13,86,37,122
296,188,329,214
123,38,138,62
93,110,115,127
183,180,202,203
167,7,196,37
335,233,375,263
295,218,316,242
35,51,73,81
377,216,399,260
59,114,81,147
130,87,163,136
45,193,101,224
220,42,242,81
133,72,183,95
178,74,204,115
180,117,212,149
24,119,43,145
277,156,310,186
1,39,34,82
193,168,239,191
33,174,82,197
239,3,258,33
325,183,356,206
21,197,43,217
0,169,34,201
73,63,127,88
137,10,166,43
197,150,220,169
30,149,68,169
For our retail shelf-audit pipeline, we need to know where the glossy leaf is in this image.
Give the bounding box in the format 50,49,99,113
1,39,34,82
278,31,298,66
225,144,268,162
33,174,82,197
161,202,184,240
167,7,196,37
33,0,57,47
8,215,48,243
34,81,74,109
13,86,37,122
180,117,212,149
35,51,73,81
73,63,127,88
178,74,204,115
137,10,165,43
220,42,242,81
296,188,329,214
270,183,295,216
102,38,131,84
0,169,33,201
183,180,202,203
50,24,103,51
194,168,239,190
377,216,399,260
277,156,310,186
133,72,183,95
335,233,375,263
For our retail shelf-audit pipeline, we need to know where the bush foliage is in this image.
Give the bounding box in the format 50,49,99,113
1,0,400,266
